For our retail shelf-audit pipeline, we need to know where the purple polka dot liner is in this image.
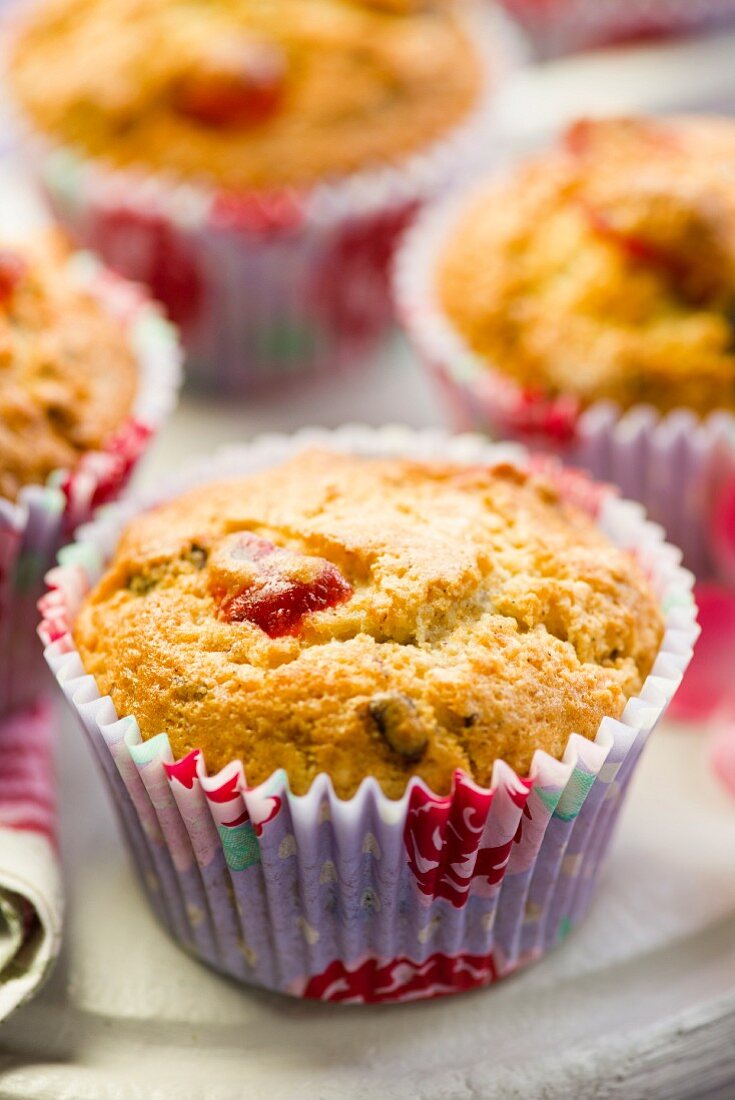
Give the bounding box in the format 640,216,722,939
39,427,697,1004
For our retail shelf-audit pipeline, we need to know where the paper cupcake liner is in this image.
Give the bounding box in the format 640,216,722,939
5,4,518,394
394,187,735,580
39,426,697,1004
0,251,181,715
496,0,735,58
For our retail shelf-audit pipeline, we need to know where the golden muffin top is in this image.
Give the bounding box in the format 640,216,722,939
11,0,482,191
74,449,664,799
438,116,735,416
0,236,138,503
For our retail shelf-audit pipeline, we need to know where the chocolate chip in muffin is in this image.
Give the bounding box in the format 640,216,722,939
74,450,664,799
127,571,160,596
368,692,428,763
185,543,209,570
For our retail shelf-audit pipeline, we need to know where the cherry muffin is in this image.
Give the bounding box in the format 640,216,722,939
41,429,696,1002
0,237,138,504
396,115,735,576
0,233,180,715
72,448,664,798
12,0,482,191
10,0,505,390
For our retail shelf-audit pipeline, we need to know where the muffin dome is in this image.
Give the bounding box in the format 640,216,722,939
438,116,735,416
0,235,137,502
11,0,482,191
73,449,664,798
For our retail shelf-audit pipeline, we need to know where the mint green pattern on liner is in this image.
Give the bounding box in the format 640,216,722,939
662,591,695,614
260,769,288,797
133,311,177,349
535,785,563,815
14,552,44,594
554,767,596,821
36,486,65,516
452,355,480,384
254,322,316,365
58,541,104,576
557,916,574,944
128,732,169,765
218,822,261,872
43,149,85,221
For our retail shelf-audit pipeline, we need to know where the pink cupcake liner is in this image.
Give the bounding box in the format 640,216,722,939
0,251,181,716
5,4,517,394
39,426,697,1004
495,0,735,58
394,186,735,580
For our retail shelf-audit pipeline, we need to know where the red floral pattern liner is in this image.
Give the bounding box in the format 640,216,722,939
405,773,533,909
39,430,698,1004
302,950,500,1004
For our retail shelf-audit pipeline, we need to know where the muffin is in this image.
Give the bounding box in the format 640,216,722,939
41,428,696,1003
11,0,481,191
9,0,505,391
0,235,137,503
73,449,664,798
396,115,735,577
0,233,180,715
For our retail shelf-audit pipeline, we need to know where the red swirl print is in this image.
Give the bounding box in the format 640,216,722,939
313,203,417,344
302,950,499,1004
59,419,153,525
503,386,580,446
90,206,203,331
211,190,303,236
164,750,282,836
404,773,532,908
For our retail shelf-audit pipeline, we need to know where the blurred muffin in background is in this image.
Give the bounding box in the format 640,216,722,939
395,115,735,576
0,235,138,504
9,0,506,392
438,116,735,418
0,231,180,716
12,0,481,190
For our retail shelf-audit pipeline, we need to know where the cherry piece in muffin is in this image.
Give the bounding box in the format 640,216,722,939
75,450,664,799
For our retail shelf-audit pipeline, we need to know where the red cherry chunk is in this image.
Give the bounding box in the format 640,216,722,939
213,533,352,637
580,201,689,284
174,39,285,129
0,251,27,306
563,118,682,160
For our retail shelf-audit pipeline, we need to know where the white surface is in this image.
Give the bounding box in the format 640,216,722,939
0,713,733,1099
2,26,735,1099
495,27,735,151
